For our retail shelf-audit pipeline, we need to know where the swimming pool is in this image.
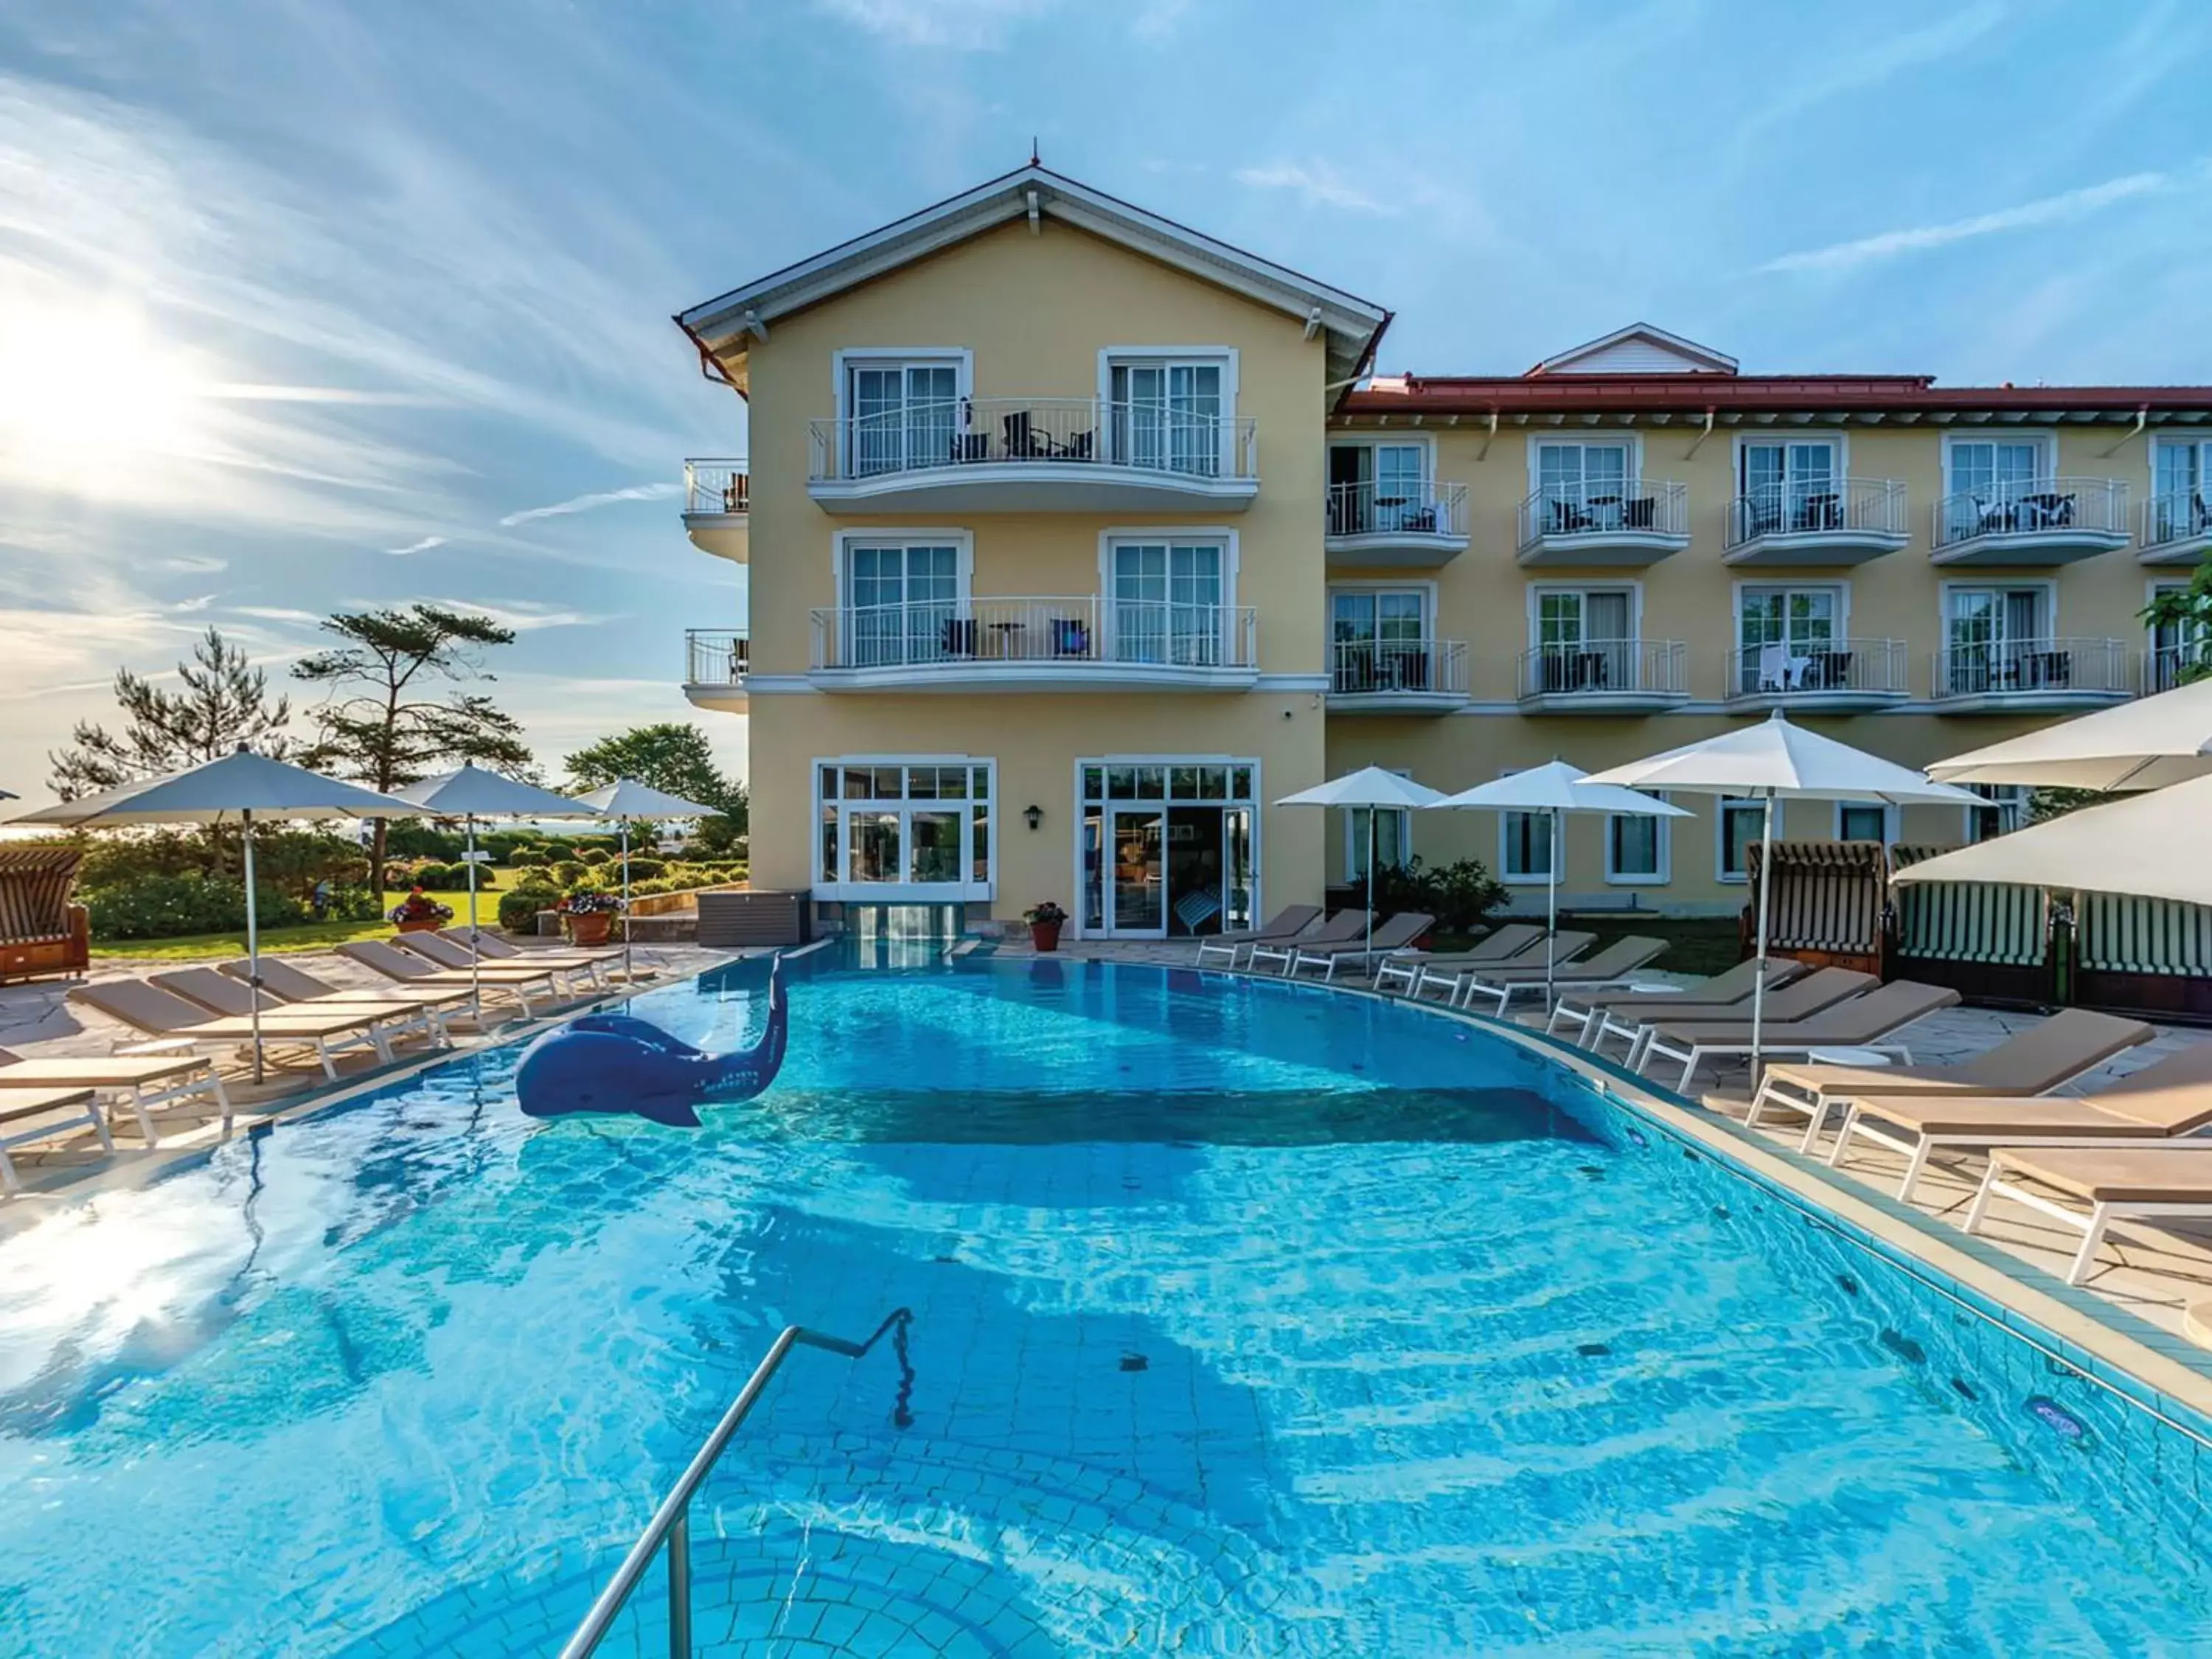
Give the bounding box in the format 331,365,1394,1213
1,953,2208,1655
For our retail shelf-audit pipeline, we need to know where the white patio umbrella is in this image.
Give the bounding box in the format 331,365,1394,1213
1893,772,2212,908
1585,712,1980,1075
1425,760,1688,1001
394,764,599,1012
1926,674,2212,791
7,749,420,1080
1276,765,1447,960
573,778,725,982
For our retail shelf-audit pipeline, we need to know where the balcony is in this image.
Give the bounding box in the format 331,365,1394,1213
1930,478,2129,566
1324,481,1470,568
681,459,748,561
1516,640,1689,714
1930,639,2133,714
805,397,1259,514
682,628,748,710
2147,646,2205,697
1517,480,1690,566
2140,490,2212,566
1723,639,1910,713
1723,479,1909,566
805,597,1258,692
1326,640,1470,714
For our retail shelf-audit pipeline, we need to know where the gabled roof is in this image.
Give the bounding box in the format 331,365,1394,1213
675,164,1391,397
1529,323,1739,377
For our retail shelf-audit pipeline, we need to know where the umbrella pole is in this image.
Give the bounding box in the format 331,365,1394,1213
1546,806,1559,1006
1365,809,1376,965
243,808,262,1086
621,820,633,985
1749,787,1776,1083
467,815,481,1022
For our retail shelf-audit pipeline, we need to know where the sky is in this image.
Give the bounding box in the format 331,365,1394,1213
4,0,2211,797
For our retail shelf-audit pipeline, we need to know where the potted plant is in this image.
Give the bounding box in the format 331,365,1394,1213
558,889,622,947
387,888,453,935
1024,900,1068,953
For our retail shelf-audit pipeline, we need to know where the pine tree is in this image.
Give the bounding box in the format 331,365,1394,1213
49,627,291,798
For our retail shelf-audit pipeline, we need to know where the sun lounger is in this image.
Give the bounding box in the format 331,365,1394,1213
1454,936,1668,1017
69,981,409,1081
397,931,605,992
1194,904,1324,969
439,928,653,982
1613,967,1877,1067
1831,1040,2212,1205
1408,932,1596,1005
152,967,453,1051
1966,1142,2212,1286
1548,957,1806,1047
1635,978,1961,1092
0,1086,108,1194
0,1046,231,1144
1752,1006,2154,1156
222,957,479,1019
1248,910,1369,975
1284,913,1435,982
335,940,568,1018
1372,923,1550,995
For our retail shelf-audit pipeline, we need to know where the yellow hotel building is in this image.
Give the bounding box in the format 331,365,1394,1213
673,164,2212,939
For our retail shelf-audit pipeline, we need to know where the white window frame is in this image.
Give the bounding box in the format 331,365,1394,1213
1526,581,1644,649
1343,807,1412,883
1834,801,1897,844
1492,769,1554,886
2149,436,2212,543
1096,346,1239,474
1730,431,1851,484
813,754,996,902
1071,754,1265,941
1604,793,1672,886
2147,577,2205,691
830,348,975,476
1524,433,1641,494
1941,431,2054,497
1962,785,2028,844
1716,796,1775,885
1938,577,2059,643
1732,580,1851,638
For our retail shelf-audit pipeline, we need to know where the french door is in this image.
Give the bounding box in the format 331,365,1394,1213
1110,361,1222,476
1947,588,2048,692
1111,542,1224,665
1537,588,1633,689
2154,440,2212,541
1946,441,2042,538
1331,590,1427,690
846,543,960,667
1741,441,1837,534
1737,587,1838,692
846,362,959,477
1537,442,1630,528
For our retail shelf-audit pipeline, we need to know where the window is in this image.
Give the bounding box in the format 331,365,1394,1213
2149,582,2207,693
815,759,994,894
1107,356,1225,476
1965,785,2026,844
1739,439,1839,536
1607,793,1669,884
2152,438,2212,543
1501,810,1554,882
1109,540,1225,665
1836,802,1891,844
1736,585,1841,694
1536,440,1632,531
844,357,961,477
1533,587,1635,692
1944,585,2051,694
1328,442,1431,534
1330,588,1429,691
1718,797,1770,883
844,541,962,668
1944,439,2046,540
1346,806,1409,881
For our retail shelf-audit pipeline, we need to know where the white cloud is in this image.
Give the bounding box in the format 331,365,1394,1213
228,605,327,627
386,535,448,557
1759,170,2180,274
1234,161,1393,216
496,482,682,527
173,594,218,612
153,554,229,574
429,599,616,633
1745,2,2003,128
812,0,1054,49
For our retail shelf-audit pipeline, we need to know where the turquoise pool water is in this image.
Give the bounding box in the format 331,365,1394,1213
1,954,2209,1656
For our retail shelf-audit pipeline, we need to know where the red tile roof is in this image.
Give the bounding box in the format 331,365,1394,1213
1340,373,2212,418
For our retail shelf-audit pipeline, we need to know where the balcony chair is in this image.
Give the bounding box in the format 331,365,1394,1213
1002,411,1051,460
950,432,990,463
1049,619,1091,658
1621,495,1658,529
1792,491,1841,531
1057,429,1094,462
1548,498,1596,535
940,618,980,658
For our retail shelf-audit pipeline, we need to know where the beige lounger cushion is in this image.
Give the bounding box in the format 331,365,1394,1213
1472,936,1664,984
0,1085,98,1124
1625,968,1877,1030
1413,932,1594,975
1566,959,1798,1013
1644,978,1952,1045
1854,1040,2212,1137
1989,1145,2212,1205
72,981,396,1040
229,960,476,1008
1763,1009,2154,1104
0,1050,208,1087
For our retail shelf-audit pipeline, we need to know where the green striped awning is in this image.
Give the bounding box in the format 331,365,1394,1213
1890,844,2048,967
2076,893,2212,975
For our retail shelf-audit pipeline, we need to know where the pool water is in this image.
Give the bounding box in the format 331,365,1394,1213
1,955,2208,1656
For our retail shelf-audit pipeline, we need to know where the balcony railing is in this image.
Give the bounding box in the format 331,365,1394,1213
808,596,1257,672
685,629,748,684
1517,479,1689,548
1725,478,1906,548
807,397,1257,484
1329,639,1468,696
2143,488,2212,552
2148,644,2207,695
1725,639,1907,700
1517,639,1687,700
1933,477,2129,550
683,459,748,515
1932,639,2132,700
1324,480,1468,540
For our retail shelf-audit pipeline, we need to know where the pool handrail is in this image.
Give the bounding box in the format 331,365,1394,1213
557,1307,915,1659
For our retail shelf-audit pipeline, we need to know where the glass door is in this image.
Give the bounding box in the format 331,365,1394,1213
1110,809,1166,935
1374,444,1427,532
846,543,960,667
1111,361,1223,476
2154,440,2211,542
847,363,958,477
1737,587,1838,692
1742,442,1837,535
1947,441,2042,538
1113,542,1222,665
1222,808,1253,933
1538,442,1629,530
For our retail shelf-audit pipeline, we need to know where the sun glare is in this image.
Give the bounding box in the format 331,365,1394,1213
0,302,208,477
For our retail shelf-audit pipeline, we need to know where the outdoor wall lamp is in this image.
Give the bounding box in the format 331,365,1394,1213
1023,804,1044,831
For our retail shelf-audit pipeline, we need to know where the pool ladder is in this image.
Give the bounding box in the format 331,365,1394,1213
557,1308,916,1659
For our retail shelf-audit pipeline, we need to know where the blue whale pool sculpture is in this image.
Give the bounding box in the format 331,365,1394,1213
515,960,787,1127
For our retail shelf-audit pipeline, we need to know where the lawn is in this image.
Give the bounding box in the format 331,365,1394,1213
89,891,509,962
1435,913,1745,979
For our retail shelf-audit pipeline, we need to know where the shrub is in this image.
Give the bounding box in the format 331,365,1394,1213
84,874,307,941
615,856,664,882
514,863,556,889
498,886,559,931
324,886,385,922
1370,856,1509,937
383,821,463,861
538,840,577,860
577,847,611,866
550,859,587,886
627,877,676,898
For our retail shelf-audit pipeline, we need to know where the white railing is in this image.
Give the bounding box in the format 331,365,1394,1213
1725,639,1907,699
1324,480,1468,540
806,397,1258,484
808,596,1258,672
685,629,748,684
2143,488,2212,550
1517,479,1688,547
683,459,748,515
2146,644,2206,695
1517,639,1687,699
1932,477,2129,549
1933,638,2132,699
1329,639,1469,696
1726,477,1905,547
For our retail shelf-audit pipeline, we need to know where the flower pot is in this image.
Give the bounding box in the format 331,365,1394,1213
1029,919,1062,953
394,917,442,934
566,911,614,947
